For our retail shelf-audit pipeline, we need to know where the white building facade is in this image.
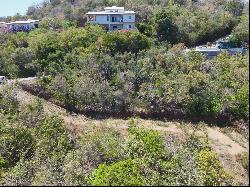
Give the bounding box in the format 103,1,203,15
86,6,136,31
5,19,39,32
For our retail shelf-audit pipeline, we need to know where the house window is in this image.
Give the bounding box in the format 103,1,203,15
128,25,132,29
107,15,109,21
112,17,117,22
129,16,132,19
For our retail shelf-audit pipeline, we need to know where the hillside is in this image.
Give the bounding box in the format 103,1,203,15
0,80,249,185
0,0,249,186
9,0,247,46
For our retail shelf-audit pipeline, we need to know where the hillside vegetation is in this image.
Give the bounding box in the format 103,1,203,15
0,0,249,186
1,24,249,121
2,0,248,46
0,87,245,185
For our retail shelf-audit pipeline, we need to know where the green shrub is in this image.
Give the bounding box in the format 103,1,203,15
1,159,34,186
230,13,249,46
185,131,210,153
19,99,45,128
196,149,232,186
0,85,19,115
231,84,249,119
103,31,151,55
127,121,166,160
88,159,146,186
63,150,88,186
10,47,36,77
237,152,249,173
35,116,72,161
79,127,125,165
0,126,35,168
63,127,124,186
31,156,65,186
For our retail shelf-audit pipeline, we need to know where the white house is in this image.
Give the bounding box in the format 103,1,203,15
5,19,39,32
86,6,136,31
0,22,6,32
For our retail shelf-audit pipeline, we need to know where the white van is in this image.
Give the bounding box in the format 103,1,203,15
0,76,6,84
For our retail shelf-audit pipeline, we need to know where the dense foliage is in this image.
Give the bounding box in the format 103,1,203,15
1,0,247,46
230,10,249,46
0,89,234,185
0,1,249,186
0,1,249,121
0,24,249,121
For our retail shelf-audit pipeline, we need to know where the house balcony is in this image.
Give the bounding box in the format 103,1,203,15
109,24,123,31
109,15,123,23
110,20,123,24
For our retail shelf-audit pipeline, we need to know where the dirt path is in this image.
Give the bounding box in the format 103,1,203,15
207,127,248,155
16,88,249,184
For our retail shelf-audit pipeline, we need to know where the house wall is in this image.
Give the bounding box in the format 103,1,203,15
123,23,136,30
96,15,108,24
123,14,135,23
90,15,108,24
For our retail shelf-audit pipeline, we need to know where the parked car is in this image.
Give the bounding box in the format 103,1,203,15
0,76,6,84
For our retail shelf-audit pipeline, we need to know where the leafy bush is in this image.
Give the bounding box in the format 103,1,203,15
153,9,179,43
103,30,151,55
230,83,249,119
88,159,146,186
10,47,36,77
31,156,65,186
237,152,249,173
1,159,34,186
230,13,249,46
196,149,232,186
0,85,19,115
62,127,124,186
19,99,45,128
0,126,35,168
36,45,248,120
35,116,72,161
126,121,166,160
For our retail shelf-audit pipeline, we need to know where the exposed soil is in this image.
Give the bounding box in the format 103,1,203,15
207,127,248,156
